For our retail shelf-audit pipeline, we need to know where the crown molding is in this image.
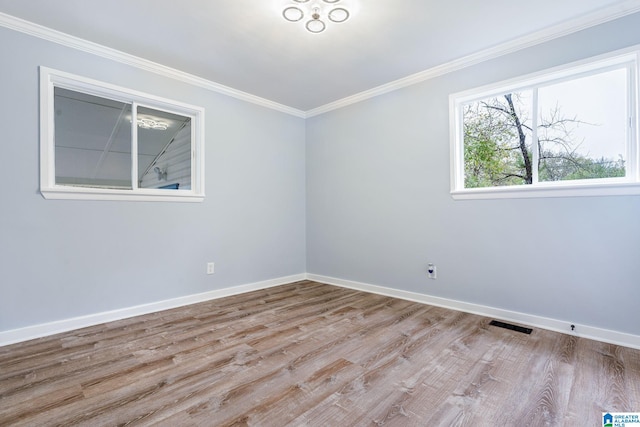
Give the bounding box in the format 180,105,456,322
0,12,307,118
2,2,640,120
305,1,640,117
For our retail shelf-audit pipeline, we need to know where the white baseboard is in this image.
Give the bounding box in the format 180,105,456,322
307,274,640,350
0,274,306,347
3,272,639,350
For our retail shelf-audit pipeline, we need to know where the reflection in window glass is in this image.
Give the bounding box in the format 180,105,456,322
54,88,132,189
41,67,205,201
53,91,194,192
137,106,192,190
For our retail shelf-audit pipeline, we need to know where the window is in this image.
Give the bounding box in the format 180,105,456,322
40,67,205,201
449,49,639,199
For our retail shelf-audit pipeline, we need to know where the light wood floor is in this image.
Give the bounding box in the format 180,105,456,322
1,281,639,426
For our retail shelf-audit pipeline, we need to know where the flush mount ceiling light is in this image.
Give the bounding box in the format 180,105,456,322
282,0,350,33
137,118,168,131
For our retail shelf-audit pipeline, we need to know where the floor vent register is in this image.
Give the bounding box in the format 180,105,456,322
489,320,533,334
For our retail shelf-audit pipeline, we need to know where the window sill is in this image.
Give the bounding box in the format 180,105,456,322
41,187,205,202
451,181,640,200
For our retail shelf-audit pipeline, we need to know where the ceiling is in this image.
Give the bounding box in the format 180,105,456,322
0,0,639,113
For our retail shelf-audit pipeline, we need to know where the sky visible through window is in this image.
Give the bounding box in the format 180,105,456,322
538,68,627,161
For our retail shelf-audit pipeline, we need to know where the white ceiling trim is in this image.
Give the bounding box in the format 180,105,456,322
0,12,307,118
305,0,640,117
2,2,640,119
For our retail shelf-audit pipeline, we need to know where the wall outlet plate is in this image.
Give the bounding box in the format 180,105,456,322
207,262,215,275
427,263,437,279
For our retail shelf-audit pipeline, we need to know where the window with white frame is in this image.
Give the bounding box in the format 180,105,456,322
40,67,205,202
449,49,639,199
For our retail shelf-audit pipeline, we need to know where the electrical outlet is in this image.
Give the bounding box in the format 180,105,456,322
427,263,437,279
207,262,215,275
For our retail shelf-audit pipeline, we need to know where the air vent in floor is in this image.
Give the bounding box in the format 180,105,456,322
489,320,532,334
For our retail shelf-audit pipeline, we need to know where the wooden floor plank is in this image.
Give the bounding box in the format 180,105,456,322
1,280,638,426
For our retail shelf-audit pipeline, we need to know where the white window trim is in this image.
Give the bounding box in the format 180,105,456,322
40,67,205,202
449,47,640,200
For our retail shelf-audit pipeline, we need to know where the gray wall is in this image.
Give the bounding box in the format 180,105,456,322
2,12,640,339
0,26,306,331
306,13,640,336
